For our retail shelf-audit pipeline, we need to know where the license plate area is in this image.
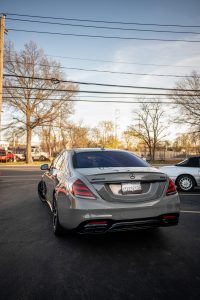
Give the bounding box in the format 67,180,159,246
121,182,142,194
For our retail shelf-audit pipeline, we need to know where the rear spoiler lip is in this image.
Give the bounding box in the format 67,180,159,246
90,179,167,183
88,172,167,183
87,171,166,176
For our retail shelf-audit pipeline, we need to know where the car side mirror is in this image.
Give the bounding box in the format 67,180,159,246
40,164,49,171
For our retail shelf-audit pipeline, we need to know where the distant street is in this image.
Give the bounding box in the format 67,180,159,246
0,166,200,300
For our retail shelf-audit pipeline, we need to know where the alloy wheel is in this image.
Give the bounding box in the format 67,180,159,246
178,176,194,192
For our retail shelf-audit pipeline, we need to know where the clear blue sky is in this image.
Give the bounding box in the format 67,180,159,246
2,0,200,140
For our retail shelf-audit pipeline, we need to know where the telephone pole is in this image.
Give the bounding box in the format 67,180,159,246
0,15,5,141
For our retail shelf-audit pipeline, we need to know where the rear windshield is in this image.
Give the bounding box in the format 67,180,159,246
73,151,149,168
0,151,6,156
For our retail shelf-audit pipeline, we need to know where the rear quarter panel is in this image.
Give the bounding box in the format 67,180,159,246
160,166,200,186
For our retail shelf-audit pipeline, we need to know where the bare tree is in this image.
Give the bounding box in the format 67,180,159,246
89,127,101,147
65,122,90,148
4,41,78,162
39,106,74,156
98,121,114,147
173,71,200,132
40,121,90,153
123,130,138,150
129,101,166,161
173,132,200,154
4,126,25,148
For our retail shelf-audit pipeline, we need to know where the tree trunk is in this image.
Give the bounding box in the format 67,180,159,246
26,110,33,163
26,126,32,163
47,126,52,158
152,148,155,161
148,144,152,161
152,144,157,161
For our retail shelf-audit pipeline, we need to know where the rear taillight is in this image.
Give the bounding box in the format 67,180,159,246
166,178,177,196
71,179,96,200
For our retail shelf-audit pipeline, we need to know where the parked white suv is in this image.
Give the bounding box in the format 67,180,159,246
31,148,50,161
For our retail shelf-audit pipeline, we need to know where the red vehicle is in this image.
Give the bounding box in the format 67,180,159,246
0,149,15,162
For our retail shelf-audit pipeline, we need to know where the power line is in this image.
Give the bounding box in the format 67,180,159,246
6,17,200,35
4,60,194,78
3,96,199,105
3,74,200,92
1,93,175,100
71,95,172,99
3,85,200,96
1,94,181,101
7,50,199,68
0,92,164,99
7,28,200,43
42,56,200,68
4,12,200,28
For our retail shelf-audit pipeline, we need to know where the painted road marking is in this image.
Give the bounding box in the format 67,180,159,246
179,193,200,196
181,210,200,214
1,178,39,180
0,175,41,177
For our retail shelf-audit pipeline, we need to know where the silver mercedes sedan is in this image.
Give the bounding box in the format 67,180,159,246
38,148,180,235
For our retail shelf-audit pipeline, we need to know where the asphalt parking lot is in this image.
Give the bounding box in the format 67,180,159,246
0,166,200,300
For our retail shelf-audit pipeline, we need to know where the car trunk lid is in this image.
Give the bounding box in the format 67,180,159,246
76,167,167,202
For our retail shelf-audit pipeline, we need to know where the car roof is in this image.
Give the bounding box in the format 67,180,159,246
72,148,128,154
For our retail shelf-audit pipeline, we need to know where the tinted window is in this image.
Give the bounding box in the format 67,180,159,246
0,151,6,156
176,159,188,166
73,151,149,168
187,157,199,167
177,157,200,168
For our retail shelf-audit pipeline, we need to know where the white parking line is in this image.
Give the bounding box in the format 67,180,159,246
1,179,39,181
0,175,40,177
179,193,200,196
181,210,200,214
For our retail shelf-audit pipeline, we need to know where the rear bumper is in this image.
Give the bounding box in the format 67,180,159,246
76,213,179,234
58,193,180,230
0,158,7,161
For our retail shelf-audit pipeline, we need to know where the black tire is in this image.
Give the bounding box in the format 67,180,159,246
176,175,195,192
38,180,47,202
39,155,46,161
52,197,64,236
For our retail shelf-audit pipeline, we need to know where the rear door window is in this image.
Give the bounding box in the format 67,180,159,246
73,151,149,168
177,157,199,168
187,157,200,167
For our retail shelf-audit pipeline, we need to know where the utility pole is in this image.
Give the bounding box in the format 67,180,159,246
0,15,5,141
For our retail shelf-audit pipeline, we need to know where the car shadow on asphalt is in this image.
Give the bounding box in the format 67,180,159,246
55,227,171,252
